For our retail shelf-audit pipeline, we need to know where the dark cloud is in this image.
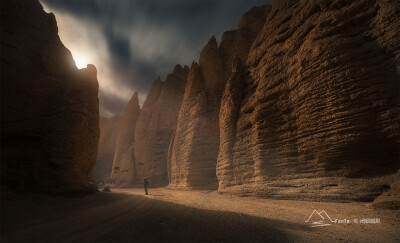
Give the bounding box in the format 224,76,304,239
40,0,271,117
104,28,131,63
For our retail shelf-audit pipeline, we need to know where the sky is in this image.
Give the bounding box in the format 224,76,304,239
40,0,271,117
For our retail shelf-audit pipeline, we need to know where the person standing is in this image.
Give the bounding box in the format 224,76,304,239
143,177,149,195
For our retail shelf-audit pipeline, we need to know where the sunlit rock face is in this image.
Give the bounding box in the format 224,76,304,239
111,93,140,187
217,0,400,201
133,65,188,187
168,6,271,189
0,0,100,193
93,115,121,182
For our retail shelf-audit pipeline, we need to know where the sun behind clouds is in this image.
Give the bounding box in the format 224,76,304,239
72,52,89,69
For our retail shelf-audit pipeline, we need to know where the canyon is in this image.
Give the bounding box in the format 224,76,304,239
0,0,398,209
2,1,399,241
109,0,399,207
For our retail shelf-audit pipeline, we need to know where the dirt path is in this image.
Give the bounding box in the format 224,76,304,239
118,188,400,242
1,188,399,242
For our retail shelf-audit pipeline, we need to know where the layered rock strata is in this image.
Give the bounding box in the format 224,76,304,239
217,0,400,201
168,6,271,189
1,0,100,193
105,0,399,205
133,65,188,186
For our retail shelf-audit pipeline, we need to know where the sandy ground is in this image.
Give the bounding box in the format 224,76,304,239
1,187,399,242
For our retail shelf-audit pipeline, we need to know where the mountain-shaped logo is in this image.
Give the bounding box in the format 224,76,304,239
305,210,335,227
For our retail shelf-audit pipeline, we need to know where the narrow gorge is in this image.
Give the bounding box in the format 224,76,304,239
1,0,398,208
107,0,399,207
2,0,400,241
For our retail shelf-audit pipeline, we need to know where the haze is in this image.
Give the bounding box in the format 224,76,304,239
40,0,269,117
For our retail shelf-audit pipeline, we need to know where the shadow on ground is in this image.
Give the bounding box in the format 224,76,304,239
1,192,307,242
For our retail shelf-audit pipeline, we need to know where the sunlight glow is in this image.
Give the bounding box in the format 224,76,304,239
73,53,89,69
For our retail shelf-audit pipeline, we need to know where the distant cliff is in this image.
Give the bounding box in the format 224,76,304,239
134,65,188,186
1,0,100,193
168,5,271,189
93,115,121,182
111,93,140,187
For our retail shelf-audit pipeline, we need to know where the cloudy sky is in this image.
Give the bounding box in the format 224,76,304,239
40,0,270,117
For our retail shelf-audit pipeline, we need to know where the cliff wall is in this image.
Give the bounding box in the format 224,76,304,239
133,65,188,186
111,93,140,187
1,0,100,193
217,0,399,201
93,115,121,182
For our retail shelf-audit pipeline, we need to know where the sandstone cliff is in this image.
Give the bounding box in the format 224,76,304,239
168,6,271,189
93,115,121,182
133,65,188,186
95,0,398,206
111,93,140,187
217,0,400,201
1,0,100,193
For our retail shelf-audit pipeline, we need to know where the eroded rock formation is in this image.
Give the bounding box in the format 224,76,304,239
102,0,399,205
1,0,100,193
168,6,271,189
93,115,121,182
217,0,400,201
133,65,188,186
111,93,140,187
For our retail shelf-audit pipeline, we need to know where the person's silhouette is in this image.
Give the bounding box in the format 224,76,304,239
143,177,149,195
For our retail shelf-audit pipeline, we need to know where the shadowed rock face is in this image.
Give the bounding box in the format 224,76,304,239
217,0,400,201
93,115,122,182
111,93,140,187
168,6,271,189
1,0,100,193
133,65,188,187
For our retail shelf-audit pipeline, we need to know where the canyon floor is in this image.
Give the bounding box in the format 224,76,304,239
1,188,399,242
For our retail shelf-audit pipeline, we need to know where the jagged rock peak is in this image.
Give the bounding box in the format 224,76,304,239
183,61,203,100
221,30,236,45
86,64,97,72
80,64,97,79
133,61,188,186
111,89,140,187
205,35,218,50
199,35,219,64
238,5,271,31
190,61,199,69
127,92,139,107
46,12,58,33
142,77,163,110
183,65,189,73
172,64,183,74
132,91,139,100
